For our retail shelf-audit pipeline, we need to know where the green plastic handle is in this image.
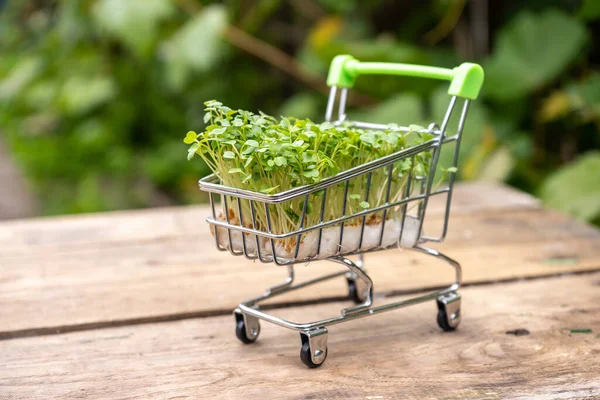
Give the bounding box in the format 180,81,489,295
326,55,484,100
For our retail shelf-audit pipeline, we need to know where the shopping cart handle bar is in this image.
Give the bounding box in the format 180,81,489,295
326,54,484,100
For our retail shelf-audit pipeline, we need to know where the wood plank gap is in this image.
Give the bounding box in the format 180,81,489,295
2,266,599,342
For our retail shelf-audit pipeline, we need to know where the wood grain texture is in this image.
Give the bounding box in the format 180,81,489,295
1,274,599,400
0,182,536,251
1,185,598,337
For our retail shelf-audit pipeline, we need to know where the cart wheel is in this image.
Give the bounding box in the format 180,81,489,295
300,341,327,368
235,318,260,344
436,308,456,332
347,278,372,304
436,294,461,332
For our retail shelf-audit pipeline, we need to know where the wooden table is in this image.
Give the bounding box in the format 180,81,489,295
1,183,599,399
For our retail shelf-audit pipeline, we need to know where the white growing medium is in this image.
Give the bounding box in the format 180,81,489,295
212,216,420,262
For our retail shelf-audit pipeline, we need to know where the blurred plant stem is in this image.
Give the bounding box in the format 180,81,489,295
172,0,374,105
470,0,489,57
224,26,329,96
424,0,467,45
289,0,326,20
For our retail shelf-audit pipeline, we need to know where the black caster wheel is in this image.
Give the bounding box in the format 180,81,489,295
436,295,461,332
436,308,456,332
235,318,260,344
347,278,372,304
300,341,328,368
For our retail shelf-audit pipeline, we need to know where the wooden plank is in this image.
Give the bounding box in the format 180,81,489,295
0,182,537,252
1,274,598,400
1,206,598,337
0,140,37,219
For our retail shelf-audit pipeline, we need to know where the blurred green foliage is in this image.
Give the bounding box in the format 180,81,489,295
0,0,599,223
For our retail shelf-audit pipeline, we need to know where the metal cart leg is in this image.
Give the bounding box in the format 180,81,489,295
331,256,373,314
266,265,295,295
234,245,462,368
413,245,462,331
344,254,371,304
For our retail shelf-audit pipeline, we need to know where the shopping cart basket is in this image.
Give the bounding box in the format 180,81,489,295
199,55,484,368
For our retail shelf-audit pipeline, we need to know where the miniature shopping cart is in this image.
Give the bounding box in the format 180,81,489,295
199,55,484,368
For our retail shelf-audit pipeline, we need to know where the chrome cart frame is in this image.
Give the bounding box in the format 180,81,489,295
199,55,483,368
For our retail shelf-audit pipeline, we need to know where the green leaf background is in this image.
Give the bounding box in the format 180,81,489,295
0,1,598,224
484,10,587,101
541,152,600,222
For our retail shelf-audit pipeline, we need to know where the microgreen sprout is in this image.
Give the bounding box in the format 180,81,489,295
186,100,442,248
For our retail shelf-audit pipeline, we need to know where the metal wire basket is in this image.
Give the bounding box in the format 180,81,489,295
199,55,484,368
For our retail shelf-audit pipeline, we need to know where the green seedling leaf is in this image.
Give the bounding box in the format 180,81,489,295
359,201,370,209
241,146,255,156
211,127,227,135
398,159,412,172
228,168,243,174
413,163,426,177
420,133,435,141
348,194,361,200
260,185,279,194
285,208,299,222
408,124,425,132
242,174,253,183
187,143,199,160
299,200,313,214
223,151,236,160
303,169,319,178
302,152,317,163
184,131,197,144
274,156,287,167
